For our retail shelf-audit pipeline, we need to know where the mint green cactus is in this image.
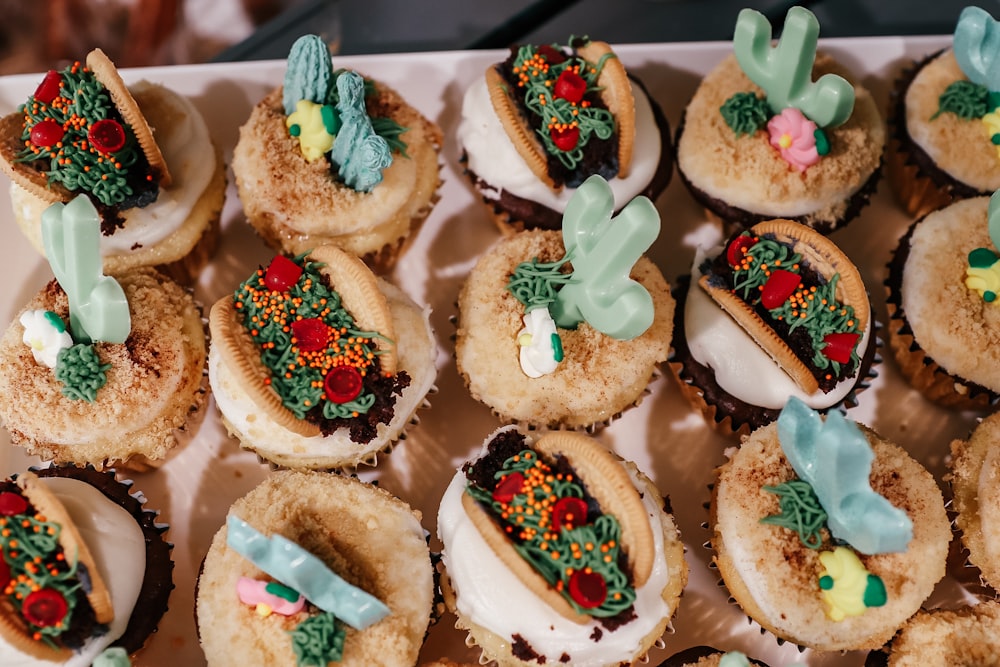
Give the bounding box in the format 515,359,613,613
954,6,1000,92
733,6,855,128
283,35,335,115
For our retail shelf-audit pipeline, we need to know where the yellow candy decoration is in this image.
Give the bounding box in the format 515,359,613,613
286,99,335,162
817,546,886,621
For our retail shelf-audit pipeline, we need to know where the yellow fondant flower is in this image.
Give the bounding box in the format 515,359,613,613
817,546,886,621
286,99,335,162
981,111,1000,159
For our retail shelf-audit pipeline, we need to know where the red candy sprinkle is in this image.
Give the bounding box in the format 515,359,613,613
553,70,587,104
568,569,607,608
821,332,861,364
30,119,64,148
291,318,329,352
0,491,27,516
88,119,126,153
22,589,68,627
726,234,756,267
492,472,525,503
551,496,588,530
760,269,801,309
536,44,566,64
324,365,363,404
33,70,62,104
550,125,580,151
264,255,303,292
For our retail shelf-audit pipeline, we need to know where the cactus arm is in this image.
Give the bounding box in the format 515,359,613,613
989,187,1000,251
733,6,855,128
954,6,1000,91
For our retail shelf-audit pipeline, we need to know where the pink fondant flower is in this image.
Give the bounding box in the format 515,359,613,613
767,107,820,172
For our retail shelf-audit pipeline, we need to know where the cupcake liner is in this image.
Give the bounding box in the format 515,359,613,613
666,276,882,439
886,50,989,219
884,221,999,410
155,202,222,286
364,184,443,274
28,464,174,655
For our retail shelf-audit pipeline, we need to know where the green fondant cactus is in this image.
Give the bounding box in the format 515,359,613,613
283,35,335,115
954,6,1000,92
331,71,392,192
733,6,854,128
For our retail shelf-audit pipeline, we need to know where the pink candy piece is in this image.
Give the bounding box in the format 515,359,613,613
236,577,305,616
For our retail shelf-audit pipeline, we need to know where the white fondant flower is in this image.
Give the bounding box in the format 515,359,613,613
20,309,72,368
517,307,562,378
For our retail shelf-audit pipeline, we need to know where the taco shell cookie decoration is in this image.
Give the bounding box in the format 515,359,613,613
889,6,1000,217
0,467,173,665
438,426,687,666
197,471,434,667
710,399,951,651
458,36,672,234
676,6,884,234
455,174,673,429
0,48,225,284
0,195,208,469
208,244,436,469
233,34,442,273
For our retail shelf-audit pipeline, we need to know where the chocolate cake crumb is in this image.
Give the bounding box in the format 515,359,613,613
559,653,571,663
590,626,603,642
512,634,545,663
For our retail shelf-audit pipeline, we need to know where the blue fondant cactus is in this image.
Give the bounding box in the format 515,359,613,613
954,6,1000,92
331,71,393,192
283,34,335,115
733,6,855,128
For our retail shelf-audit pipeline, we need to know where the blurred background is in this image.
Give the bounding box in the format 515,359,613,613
0,0,977,76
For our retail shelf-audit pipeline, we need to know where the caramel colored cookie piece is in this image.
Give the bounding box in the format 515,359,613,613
576,40,635,177
0,113,66,205
700,219,868,394
486,65,555,190
86,48,171,188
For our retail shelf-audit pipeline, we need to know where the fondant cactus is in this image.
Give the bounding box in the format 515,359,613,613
954,6,1000,91
331,71,392,192
283,34,335,115
733,6,855,128
549,175,659,340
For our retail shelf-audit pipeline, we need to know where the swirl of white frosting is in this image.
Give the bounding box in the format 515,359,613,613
99,80,216,255
684,245,871,410
457,74,661,211
0,477,146,667
438,446,672,666
517,307,560,377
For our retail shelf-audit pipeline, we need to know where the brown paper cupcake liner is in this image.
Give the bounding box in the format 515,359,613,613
886,50,989,219
666,275,882,439
153,199,222,286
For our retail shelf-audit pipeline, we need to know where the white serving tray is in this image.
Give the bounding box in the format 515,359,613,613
0,35,987,666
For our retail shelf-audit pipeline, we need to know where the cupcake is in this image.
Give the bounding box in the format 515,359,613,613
0,48,225,285
0,466,173,665
232,34,442,273
196,470,434,667
948,411,1000,591
710,398,952,651
863,601,1000,666
669,218,877,438
208,244,436,469
457,35,672,234
0,196,207,469
454,175,673,429
675,6,884,234
888,6,1000,218
885,193,1000,409
437,426,688,667
656,648,776,667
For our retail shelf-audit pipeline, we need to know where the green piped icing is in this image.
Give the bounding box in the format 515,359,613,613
55,343,110,402
933,80,992,120
760,479,828,549
506,255,574,312
16,62,152,208
720,91,772,136
0,488,87,648
728,232,862,376
290,612,345,666
283,35,335,116
465,448,636,617
512,42,616,169
233,256,384,422
93,648,131,667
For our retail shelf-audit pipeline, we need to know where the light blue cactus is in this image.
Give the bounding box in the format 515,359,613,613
733,6,855,128
331,71,392,192
955,6,1000,91
283,34,335,116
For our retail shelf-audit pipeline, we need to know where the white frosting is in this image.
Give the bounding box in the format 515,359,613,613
438,442,673,666
0,477,147,667
209,280,437,465
457,74,660,211
517,307,560,377
685,245,871,410
96,80,215,255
